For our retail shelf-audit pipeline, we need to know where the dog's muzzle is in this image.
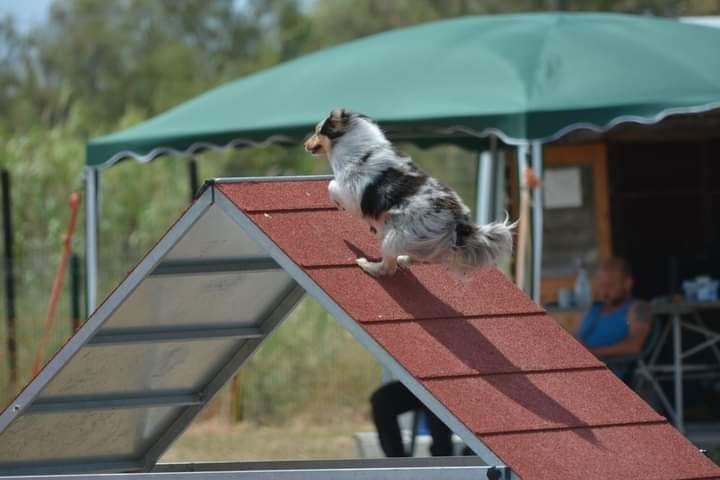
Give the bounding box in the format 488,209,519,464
304,134,325,155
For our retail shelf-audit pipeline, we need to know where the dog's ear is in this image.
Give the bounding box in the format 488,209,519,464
319,108,351,141
331,108,350,122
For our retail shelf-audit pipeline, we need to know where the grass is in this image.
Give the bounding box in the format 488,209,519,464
233,295,383,425
0,253,78,400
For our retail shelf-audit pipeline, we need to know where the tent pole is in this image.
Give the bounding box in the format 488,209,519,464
515,143,537,300
85,166,99,315
530,141,544,305
474,135,498,225
515,143,531,296
493,148,506,222
475,152,492,225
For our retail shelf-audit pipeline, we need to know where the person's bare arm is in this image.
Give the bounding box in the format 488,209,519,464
589,301,652,357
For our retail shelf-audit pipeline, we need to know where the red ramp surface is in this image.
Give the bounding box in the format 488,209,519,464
218,178,720,480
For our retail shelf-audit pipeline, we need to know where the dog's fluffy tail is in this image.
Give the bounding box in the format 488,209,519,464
445,215,515,277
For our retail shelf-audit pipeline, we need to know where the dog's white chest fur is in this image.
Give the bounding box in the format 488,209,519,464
328,179,360,217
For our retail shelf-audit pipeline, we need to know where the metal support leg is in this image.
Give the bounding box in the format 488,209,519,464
696,316,720,364
493,153,506,221
475,135,501,226
515,143,531,296
640,362,677,420
672,312,684,433
530,141,543,305
475,151,494,225
85,166,99,315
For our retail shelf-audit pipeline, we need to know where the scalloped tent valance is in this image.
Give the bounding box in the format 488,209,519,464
86,12,720,167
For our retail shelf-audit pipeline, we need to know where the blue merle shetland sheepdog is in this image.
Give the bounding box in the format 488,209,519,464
304,108,514,278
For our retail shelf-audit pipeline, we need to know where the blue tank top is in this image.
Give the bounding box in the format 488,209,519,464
576,300,634,348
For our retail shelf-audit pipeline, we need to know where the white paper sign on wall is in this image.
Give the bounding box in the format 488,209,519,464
544,167,582,209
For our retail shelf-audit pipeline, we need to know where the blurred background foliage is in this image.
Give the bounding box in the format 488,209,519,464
1,0,719,423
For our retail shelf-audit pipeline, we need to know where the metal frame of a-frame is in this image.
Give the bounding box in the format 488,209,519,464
0,176,512,480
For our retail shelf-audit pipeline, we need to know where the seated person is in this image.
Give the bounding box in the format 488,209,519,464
370,381,453,457
371,257,651,458
575,257,652,360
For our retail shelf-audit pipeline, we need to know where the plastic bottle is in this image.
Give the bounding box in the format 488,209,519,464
574,259,593,308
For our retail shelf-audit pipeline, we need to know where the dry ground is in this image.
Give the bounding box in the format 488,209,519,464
160,418,376,463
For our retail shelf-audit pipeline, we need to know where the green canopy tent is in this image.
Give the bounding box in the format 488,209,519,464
85,12,720,311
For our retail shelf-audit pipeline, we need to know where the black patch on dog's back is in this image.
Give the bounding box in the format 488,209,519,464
454,221,475,247
433,195,474,246
361,168,427,219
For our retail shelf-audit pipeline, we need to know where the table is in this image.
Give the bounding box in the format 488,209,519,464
642,302,720,434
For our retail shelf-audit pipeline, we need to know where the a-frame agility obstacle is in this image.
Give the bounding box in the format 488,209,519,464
0,176,718,480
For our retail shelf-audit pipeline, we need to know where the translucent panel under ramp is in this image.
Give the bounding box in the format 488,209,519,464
0,184,305,475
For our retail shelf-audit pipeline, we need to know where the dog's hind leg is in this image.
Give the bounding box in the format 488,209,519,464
397,255,412,269
356,256,398,277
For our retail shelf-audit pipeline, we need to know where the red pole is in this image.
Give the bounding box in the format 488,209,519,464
32,193,82,376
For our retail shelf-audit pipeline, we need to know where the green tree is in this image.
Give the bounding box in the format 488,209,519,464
1,0,719,417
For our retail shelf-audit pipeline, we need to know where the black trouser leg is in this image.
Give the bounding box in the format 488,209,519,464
370,381,453,457
371,381,421,456
425,407,453,456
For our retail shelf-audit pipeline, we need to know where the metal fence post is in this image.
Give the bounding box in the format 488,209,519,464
188,158,200,201
70,253,81,331
1,169,17,390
